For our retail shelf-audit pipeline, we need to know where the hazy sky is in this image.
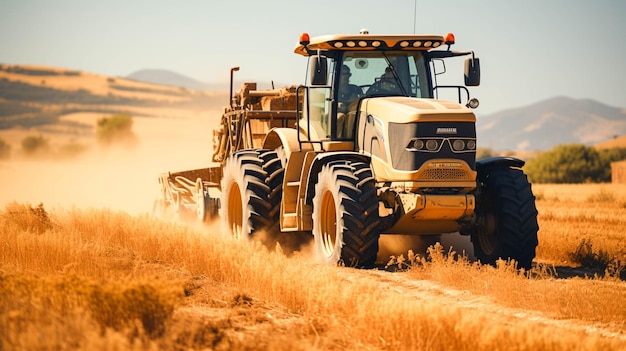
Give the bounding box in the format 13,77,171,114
1,0,625,115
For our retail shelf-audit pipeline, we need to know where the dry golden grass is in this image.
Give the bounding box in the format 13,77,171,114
533,183,626,268
2,198,626,350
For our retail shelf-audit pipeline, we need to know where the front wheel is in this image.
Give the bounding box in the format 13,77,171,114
472,167,539,270
312,160,380,268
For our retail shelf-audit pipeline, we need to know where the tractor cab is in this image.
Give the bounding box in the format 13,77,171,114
295,31,480,144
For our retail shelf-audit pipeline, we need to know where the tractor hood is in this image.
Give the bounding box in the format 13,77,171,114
356,96,478,183
360,96,476,124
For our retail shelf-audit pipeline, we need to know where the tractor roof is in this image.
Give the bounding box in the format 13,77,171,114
294,33,452,56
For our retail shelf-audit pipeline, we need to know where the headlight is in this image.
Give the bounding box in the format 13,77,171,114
426,139,438,151
413,139,424,150
452,140,465,151
466,140,476,150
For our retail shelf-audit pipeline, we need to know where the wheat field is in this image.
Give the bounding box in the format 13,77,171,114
1,183,626,350
532,183,626,268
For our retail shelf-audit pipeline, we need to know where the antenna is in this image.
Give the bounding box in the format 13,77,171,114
413,0,417,34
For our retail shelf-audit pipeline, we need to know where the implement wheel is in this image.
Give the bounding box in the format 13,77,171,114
312,160,380,268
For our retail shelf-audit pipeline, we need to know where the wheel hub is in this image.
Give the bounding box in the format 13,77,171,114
478,213,497,255
228,183,243,240
320,190,337,258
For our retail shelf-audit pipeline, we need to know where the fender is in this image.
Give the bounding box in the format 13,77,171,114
263,128,303,159
304,152,371,205
476,156,525,178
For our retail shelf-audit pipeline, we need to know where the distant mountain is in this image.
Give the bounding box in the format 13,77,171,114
477,96,626,151
126,69,213,91
126,69,287,92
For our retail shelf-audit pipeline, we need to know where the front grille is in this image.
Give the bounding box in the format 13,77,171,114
421,168,469,180
388,122,476,171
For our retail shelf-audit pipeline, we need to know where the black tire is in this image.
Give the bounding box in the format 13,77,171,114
220,150,274,242
260,149,285,235
312,160,380,268
472,167,539,270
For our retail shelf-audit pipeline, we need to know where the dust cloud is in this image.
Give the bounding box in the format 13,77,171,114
0,109,475,262
0,111,222,216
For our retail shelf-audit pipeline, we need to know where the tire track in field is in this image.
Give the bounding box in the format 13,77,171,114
337,268,626,342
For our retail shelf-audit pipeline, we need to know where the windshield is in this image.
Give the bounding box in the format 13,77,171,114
339,51,431,98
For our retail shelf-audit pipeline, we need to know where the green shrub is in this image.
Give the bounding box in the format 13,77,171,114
21,135,50,157
96,113,137,146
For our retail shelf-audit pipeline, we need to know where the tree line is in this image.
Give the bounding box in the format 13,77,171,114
520,144,626,183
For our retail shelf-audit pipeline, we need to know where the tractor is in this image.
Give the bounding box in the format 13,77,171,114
158,30,539,269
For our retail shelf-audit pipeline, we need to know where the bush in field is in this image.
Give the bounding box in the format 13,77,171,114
86,281,177,338
21,135,50,157
525,144,626,183
0,138,10,159
1,202,53,234
569,238,624,278
96,113,137,146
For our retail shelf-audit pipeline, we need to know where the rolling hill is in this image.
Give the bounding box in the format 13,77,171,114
0,64,227,130
2,64,625,153
477,96,626,151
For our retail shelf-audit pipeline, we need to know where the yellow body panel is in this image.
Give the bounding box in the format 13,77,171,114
383,194,475,234
370,157,476,186
362,97,476,123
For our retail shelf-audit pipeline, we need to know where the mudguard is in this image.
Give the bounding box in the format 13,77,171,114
476,156,525,174
304,152,371,205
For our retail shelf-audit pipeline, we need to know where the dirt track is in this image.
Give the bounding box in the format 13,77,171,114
171,258,626,349
344,269,626,341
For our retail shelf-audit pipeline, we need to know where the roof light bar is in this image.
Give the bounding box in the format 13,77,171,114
294,33,449,55
327,39,444,50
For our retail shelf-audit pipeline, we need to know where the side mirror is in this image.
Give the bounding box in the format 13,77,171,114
309,55,328,85
464,57,480,86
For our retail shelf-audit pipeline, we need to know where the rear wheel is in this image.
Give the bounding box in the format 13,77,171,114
472,167,539,270
220,150,274,242
312,160,380,268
